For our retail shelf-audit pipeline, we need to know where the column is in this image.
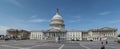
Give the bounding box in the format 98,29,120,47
54,32,55,37
52,32,54,37
48,32,49,37
49,32,51,37
54,32,56,37
51,32,53,37
55,32,56,37
50,32,52,37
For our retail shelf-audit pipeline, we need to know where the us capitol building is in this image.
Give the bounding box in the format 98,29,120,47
30,9,117,41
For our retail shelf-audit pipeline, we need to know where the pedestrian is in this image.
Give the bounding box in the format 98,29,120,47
106,40,108,44
101,41,103,45
101,44,105,49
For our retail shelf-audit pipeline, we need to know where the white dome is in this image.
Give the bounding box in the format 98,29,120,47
49,9,65,30
51,13,64,24
52,14,63,20
50,9,64,25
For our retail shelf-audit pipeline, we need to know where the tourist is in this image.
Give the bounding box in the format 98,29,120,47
101,41,103,44
101,44,105,49
106,40,108,44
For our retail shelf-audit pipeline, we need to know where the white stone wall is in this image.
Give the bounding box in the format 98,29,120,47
66,31,82,40
30,31,44,40
82,32,89,40
87,31,117,41
29,28,117,41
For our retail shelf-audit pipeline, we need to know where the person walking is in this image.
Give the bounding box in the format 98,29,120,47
106,40,108,44
101,44,105,49
101,41,103,45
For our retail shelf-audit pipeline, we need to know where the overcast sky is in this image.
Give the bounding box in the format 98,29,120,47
0,0,120,35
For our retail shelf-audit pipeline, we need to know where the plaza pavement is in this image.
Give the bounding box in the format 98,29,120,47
0,40,119,49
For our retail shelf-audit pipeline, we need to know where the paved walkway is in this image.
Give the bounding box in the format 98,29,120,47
0,40,119,49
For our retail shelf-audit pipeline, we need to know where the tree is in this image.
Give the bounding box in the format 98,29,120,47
118,34,120,37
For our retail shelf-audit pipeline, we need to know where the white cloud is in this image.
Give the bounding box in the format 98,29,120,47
0,26,10,35
29,19,49,23
4,0,23,8
99,11,111,15
69,15,81,23
69,19,80,23
109,20,120,23
31,15,37,18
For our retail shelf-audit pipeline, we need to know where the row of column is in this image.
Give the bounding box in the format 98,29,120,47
47,32,65,38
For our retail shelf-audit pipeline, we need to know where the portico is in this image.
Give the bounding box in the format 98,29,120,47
43,29,67,41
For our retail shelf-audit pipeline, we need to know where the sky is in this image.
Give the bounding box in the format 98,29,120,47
0,0,120,35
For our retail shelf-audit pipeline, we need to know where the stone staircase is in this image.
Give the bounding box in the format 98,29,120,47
46,37,56,41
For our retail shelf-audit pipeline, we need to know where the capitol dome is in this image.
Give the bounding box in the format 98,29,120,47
50,9,65,30
52,13,63,20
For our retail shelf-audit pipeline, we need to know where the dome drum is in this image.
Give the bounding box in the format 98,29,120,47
50,24,65,27
51,19,64,22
